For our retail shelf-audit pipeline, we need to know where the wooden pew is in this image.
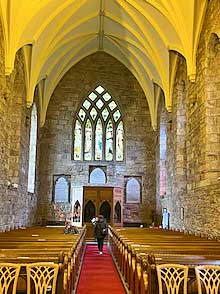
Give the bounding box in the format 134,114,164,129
108,226,220,294
0,225,86,294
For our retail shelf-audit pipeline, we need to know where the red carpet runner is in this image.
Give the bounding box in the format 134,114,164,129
76,244,126,294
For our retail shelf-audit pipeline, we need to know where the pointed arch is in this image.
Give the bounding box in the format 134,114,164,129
114,201,121,223
126,177,141,204
99,201,111,222
73,85,124,161
73,200,81,222
84,200,96,222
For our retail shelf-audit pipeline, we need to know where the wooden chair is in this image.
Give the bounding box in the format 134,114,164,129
156,264,188,294
26,262,59,294
195,265,220,294
0,263,21,294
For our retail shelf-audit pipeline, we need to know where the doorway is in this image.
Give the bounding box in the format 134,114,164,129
83,186,113,239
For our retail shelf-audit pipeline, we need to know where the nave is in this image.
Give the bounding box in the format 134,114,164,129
0,225,220,294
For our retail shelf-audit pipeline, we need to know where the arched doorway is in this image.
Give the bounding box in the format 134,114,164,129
114,201,121,223
84,200,96,222
99,201,111,222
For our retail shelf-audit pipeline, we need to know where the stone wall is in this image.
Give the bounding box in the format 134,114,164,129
38,52,156,225
157,0,220,237
0,22,38,231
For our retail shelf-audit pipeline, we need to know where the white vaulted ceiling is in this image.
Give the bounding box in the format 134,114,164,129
0,0,207,128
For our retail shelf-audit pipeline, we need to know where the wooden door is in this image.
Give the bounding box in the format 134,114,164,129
83,186,113,239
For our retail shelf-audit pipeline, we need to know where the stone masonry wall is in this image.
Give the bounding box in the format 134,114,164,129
0,22,38,231
38,52,156,225
158,0,220,237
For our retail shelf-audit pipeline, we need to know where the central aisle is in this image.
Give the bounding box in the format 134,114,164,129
76,244,126,294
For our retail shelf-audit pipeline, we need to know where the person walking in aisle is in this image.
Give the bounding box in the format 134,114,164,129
94,214,108,254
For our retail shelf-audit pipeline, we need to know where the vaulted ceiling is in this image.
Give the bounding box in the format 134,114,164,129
0,0,207,128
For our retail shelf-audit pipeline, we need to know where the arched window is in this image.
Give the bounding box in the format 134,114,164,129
126,177,141,204
28,103,37,193
89,168,106,184
53,176,70,203
73,85,124,161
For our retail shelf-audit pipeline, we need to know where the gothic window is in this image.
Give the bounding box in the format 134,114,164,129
160,126,167,197
73,85,124,161
89,167,106,184
125,177,142,204
28,103,37,193
159,107,167,198
53,175,70,203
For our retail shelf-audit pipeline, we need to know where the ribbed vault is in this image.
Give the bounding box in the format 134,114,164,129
0,0,207,128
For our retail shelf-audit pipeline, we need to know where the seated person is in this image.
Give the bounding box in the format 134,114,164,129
64,219,79,234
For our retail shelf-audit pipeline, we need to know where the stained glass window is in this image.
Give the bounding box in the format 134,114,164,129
102,108,109,121
79,109,86,121
95,119,103,160
88,92,97,101
106,120,113,161
28,103,37,193
74,120,82,160
90,108,97,120
84,119,92,160
116,121,124,161
73,85,124,161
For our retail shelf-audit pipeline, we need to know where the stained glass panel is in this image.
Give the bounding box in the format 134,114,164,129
90,107,97,120
103,92,111,101
84,119,92,160
109,101,117,110
95,119,103,160
106,120,113,161
74,120,82,160
116,121,124,161
102,108,109,121
74,86,124,161
79,109,86,121
95,85,105,94
88,92,97,101
83,100,91,110
96,99,104,109
113,110,121,121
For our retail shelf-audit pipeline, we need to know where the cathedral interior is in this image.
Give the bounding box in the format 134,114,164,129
0,0,219,238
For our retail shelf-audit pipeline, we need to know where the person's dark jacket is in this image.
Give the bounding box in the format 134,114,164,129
94,220,108,238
